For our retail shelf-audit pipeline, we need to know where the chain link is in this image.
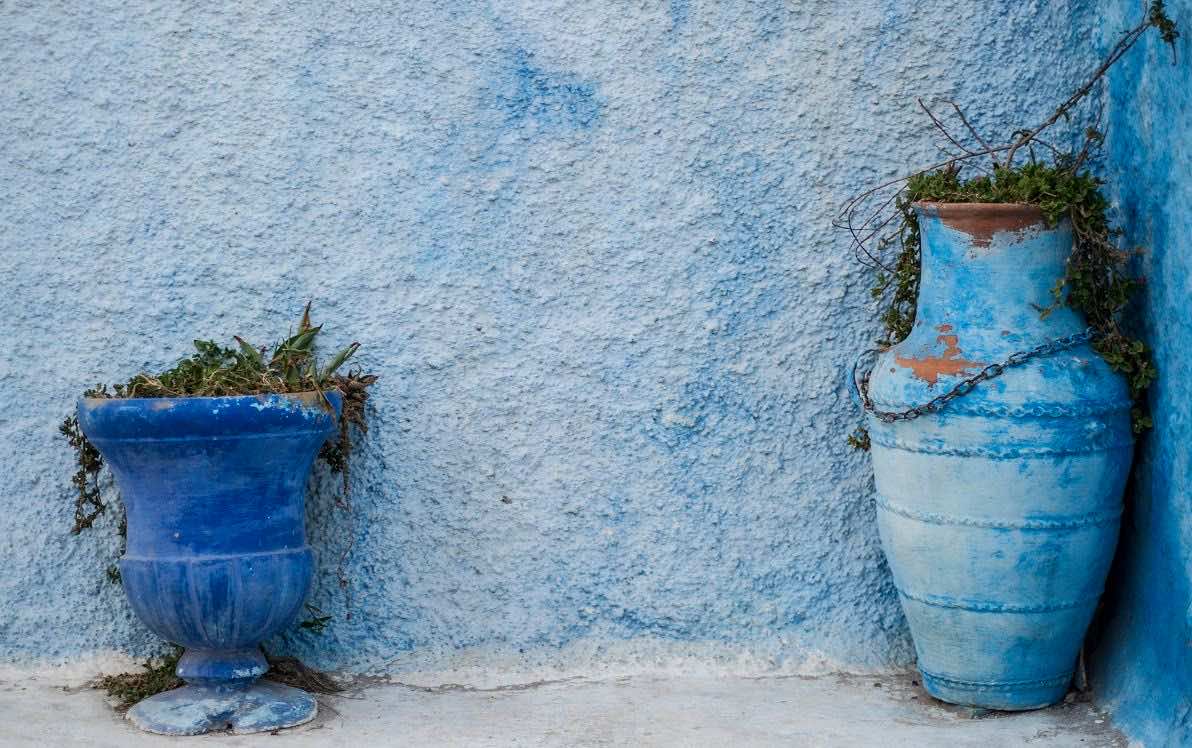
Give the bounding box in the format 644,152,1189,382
853,327,1097,424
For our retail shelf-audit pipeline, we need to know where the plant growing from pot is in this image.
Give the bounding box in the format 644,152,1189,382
66,304,376,735
838,3,1177,711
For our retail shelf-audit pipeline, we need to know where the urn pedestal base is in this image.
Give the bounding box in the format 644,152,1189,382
127,647,317,735
128,680,317,736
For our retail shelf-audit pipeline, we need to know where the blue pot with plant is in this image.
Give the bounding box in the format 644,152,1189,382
841,4,1175,710
860,203,1133,709
73,306,374,735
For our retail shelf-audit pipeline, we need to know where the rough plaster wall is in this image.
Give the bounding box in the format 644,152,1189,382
1089,1,1192,744
0,1,1097,675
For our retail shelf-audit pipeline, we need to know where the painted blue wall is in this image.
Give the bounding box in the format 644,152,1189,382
0,2,1098,675
1089,1,1192,744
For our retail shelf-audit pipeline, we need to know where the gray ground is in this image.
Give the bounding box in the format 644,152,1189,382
0,672,1125,747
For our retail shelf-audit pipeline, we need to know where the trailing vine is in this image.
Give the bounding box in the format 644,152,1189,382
839,2,1177,443
60,413,106,534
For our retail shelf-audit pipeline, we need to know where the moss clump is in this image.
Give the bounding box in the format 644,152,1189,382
95,647,183,711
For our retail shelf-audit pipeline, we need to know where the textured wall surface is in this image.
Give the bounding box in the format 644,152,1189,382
0,1,1097,676
1089,1,1192,744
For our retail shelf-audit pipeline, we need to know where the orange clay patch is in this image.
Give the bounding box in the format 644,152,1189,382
895,324,983,386
917,203,1046,249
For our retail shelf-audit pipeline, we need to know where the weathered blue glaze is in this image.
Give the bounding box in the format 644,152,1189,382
866,203,1133,709
0,2,1104,676
1087,0,1192,743
77,392,340,735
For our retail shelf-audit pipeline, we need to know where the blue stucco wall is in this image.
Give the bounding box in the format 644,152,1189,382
0,2,1098,675
1089,1,1192,744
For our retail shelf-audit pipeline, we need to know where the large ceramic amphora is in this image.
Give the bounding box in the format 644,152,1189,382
78,391,340,735
862,203,1133,710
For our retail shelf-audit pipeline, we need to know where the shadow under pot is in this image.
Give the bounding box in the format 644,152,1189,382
78,391,341,735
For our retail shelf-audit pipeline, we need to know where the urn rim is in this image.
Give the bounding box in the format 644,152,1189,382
79,389,339,407
77,390,342,442
912,201,1046,220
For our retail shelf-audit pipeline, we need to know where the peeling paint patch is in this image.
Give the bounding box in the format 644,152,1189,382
895,324,983,385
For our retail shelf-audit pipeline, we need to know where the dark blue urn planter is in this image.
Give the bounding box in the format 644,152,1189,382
78,391,341,735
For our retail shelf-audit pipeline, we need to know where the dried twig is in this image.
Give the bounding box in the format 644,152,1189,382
265,655,345,695
919,98,977,156
1002,14,1160,167
835,1,1178,273
946,100,991,152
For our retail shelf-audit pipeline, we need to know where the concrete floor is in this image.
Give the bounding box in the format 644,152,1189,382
0,672,1125,747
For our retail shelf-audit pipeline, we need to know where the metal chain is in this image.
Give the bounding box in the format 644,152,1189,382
853,327,1097,424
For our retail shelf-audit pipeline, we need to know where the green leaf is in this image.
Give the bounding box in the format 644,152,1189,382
287,325,322,353
321,342,360,380
233,336,264,367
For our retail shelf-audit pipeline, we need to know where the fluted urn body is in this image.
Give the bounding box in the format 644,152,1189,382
864,203,1133,710
78,391,340,735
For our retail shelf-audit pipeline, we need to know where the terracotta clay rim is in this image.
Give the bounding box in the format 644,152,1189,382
912,201,1044,219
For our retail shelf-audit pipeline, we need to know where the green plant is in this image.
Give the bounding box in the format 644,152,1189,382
59,414,105,534
840,2,1177,441
66,303,375,535
87,302,360,401
846,428,871,451
298,604,334,635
